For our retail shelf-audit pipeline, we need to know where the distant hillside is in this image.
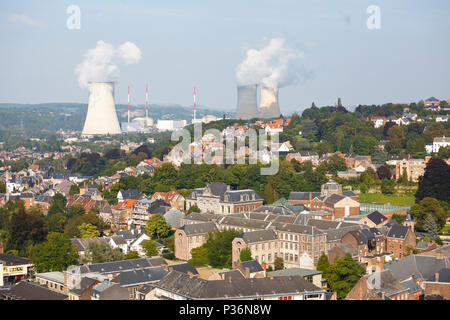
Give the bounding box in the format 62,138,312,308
0,103,234,134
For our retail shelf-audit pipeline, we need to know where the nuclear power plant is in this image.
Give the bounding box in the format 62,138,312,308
235,84,280,120
81,82,122,136
236,85,259,120
259,86,281,119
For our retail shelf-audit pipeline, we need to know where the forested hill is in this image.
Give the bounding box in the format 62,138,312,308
0,103,230,134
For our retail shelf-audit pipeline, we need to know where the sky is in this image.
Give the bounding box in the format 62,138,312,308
0,0,449,114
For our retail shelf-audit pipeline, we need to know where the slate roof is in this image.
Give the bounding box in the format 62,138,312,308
155,270,326,300
108,235,128,246
116,266,169,286
0,253,31,266
429,268,450,283
223,189,263,203
69,277,99,296
366,211,388,225
86,257,167,274
179,221,217,236
345,230,368,245
164,208,185,228
289,192,320,201
220,216,271,230
237,229,278,244
170,262,199,275
401,279,422,294
387,225,409,239
323,193,346,205
118,189,143,200
216,269,245,281
2,281,68,300
206,182,228,197
267,268,322,278
273,223,322,236
240,260,264,273
365,270,408,297
182,212,223,223
343,190,357,197
384,255,450,281
252,205,294,216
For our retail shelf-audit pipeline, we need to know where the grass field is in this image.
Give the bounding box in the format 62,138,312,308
440,225,450,236
358,193,416,206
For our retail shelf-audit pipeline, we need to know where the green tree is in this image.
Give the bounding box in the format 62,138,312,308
125,250,140,260
323,253,366,299
376,166,392,180
7,207,46,255
264,183,276,204
204,229,241,268
47,193,67,217
391,214,406,225
423,215,438,240
64,213,107,238
69,184,80,196
0,181,6,193
317,253,330,273
83,241,125,264
239,247,252,262
67,205,85,219
410,197,447,231
44,213,67,233
31,232,79,273
274,257,284,270
188,245,209,267
387,125,405,143
186,205,200,216
142,239,159,257
416,158,450,203
381,179,396,194
145,214,171,239
78,223,100,238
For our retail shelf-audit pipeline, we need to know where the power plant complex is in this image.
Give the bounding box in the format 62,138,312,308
81,81,282,136
235,84,281,120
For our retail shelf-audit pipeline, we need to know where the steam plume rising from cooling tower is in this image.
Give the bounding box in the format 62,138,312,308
75,40,142,88
236,38,307,88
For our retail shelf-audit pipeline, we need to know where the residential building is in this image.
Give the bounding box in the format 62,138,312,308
426,136,450,154
186,182,263,215
151,270,328,300
396,157,430,182
385,225,416,258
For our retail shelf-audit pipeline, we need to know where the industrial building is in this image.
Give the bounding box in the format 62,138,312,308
235,84,281,120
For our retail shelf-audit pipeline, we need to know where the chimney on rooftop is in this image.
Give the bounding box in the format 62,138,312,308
228,276,232,283
187,271,194,279
435,272,439,282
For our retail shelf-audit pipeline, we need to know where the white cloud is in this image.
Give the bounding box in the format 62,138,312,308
9,13,43,28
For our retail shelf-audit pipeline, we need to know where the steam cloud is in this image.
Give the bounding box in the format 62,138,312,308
236,38,308,88
75,40,142,88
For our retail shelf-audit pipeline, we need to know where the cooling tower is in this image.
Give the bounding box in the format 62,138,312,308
82,82,122,136
236,84,258,120
259,86,281,119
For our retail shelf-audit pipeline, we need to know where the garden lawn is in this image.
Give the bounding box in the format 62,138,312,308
358,193,416,206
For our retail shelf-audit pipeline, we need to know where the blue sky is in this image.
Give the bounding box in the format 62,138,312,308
0,0,449,114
